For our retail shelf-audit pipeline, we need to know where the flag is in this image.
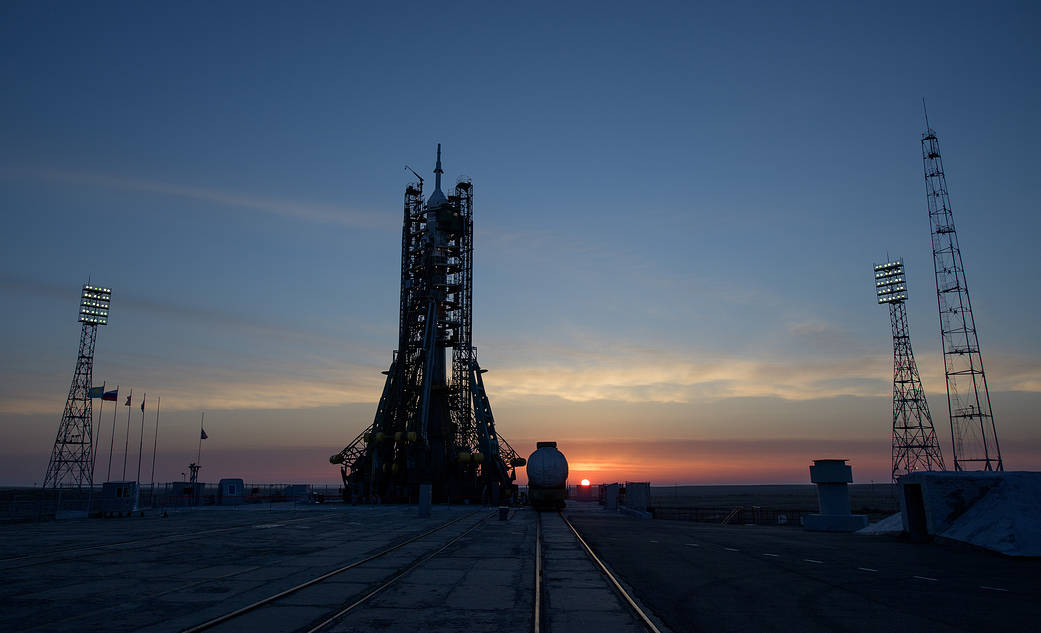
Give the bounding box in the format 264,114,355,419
88,386,104,399
140,395,146,412
200,428,208,440
102,389,118,401
124,395,131,407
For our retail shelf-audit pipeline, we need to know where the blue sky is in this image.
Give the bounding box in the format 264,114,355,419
1,1,1039,485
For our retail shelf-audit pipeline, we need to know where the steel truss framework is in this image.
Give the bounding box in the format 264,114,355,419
875,260,945,480
331,147,519,503
43,323,98,489
921,124,1002,471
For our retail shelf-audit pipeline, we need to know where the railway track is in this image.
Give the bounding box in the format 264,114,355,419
559,512,663,633
181,510,491,632
0,513,338,568
9,505,663,633
184,508,661,633
9,509,481,633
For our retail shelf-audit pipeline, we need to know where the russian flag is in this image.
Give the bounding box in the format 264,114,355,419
102,389,118,402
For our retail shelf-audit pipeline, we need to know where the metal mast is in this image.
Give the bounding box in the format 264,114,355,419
331,146,520,503
874,260,945,480
43,284,112,489
921,113,1002,471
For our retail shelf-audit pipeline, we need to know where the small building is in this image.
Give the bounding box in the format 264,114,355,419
603,483,619,510
898,470,1041,556
625,482,651,511
165,481,206,505
284,484,311,502
575,483,596,501
217,478,245,505
99,481,138,516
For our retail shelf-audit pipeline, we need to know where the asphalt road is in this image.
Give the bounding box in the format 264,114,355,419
568,512,1041,633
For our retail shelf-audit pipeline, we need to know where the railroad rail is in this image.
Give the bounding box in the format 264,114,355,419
0,513,336,568
561,512,663,633
181,510,491,633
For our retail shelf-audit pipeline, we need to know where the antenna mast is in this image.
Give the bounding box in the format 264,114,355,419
921,114,1002,471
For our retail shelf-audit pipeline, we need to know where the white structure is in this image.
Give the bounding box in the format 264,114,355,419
804,459,868,532
217,478,244,505
899,471,1041,556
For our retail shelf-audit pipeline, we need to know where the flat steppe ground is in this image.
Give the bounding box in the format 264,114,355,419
649,483,899,514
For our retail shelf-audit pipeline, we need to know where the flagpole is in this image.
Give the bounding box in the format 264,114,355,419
135,393,146,509
88,381,105,514
150,396,161,498
106,385,119,481
197,412,204,466
122,388,132,480
90,381,105,487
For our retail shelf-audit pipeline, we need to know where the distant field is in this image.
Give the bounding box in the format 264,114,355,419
649,484,900,516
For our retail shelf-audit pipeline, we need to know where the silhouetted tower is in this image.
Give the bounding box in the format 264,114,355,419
921,114,1002,471
330,146,520,503
42,283,112,489
874,259,945,480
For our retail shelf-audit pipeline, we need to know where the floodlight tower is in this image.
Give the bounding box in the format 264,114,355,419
874,260,945,480
43,283,112,490
921,118,1002,471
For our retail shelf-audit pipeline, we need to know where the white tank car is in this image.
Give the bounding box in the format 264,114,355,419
526,441,568,510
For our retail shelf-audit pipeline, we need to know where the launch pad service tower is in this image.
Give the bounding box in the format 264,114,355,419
331,146,523,504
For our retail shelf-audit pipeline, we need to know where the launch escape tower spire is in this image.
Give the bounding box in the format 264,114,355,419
921,112,1002,471
330,146,521,503
43,283,111,490
874,259,945,480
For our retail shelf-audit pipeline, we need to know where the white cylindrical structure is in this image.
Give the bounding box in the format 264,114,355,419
526,441,568,488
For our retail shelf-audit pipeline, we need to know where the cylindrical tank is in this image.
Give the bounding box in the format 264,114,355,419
527,441,568,488
527,441,568,511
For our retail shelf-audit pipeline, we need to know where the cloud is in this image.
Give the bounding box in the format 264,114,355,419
0,359,388,415
484,355,891,404
0,167,396,230
479,341,1041,405
4,323,1039,417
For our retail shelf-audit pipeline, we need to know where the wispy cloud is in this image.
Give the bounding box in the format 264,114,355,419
0,360,387,415
0,167,396,230
485,356,891,404
3,329,1038,416
479,341,1041,405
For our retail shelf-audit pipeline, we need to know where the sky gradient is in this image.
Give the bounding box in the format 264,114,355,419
2,1,1039,486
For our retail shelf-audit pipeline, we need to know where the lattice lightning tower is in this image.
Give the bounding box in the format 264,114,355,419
874,260,945,480
42,283,112,489
921,116,1002,471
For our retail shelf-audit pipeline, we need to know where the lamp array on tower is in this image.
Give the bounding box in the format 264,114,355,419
79,285,111,325
874,261,907,304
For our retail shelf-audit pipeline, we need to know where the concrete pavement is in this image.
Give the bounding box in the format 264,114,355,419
567,505,1041,633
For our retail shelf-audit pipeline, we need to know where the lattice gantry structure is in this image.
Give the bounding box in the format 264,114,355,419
874,260,945,480
921,120,1002,471
43,284,111,490
331,146,521,503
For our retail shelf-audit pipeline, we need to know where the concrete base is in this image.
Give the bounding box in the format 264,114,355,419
417,483,432,518
804,513,868,532
898,471,1041,555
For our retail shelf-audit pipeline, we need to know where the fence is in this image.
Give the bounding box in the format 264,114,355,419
651,505,811,527
0,484,345,523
